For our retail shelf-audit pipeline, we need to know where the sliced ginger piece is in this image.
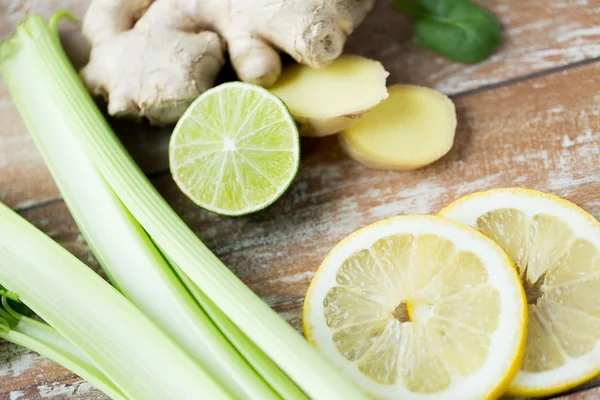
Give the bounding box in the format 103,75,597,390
340,84,456,170
270,55,389,137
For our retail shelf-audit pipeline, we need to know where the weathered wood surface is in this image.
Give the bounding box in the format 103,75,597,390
2,0,600,399
557,386,600,400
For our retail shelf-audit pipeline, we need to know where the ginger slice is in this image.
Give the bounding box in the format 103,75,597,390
270,55,389,137
340,85,456,170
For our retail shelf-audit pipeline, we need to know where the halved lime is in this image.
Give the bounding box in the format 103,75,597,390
169,82,300,216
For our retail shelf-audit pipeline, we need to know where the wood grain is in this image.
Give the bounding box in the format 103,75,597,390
3,58,600,398
353,0,600,94
557,387,600,400
2,0,600,210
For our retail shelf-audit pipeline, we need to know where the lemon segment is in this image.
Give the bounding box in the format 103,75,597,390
440,188,600,396
303,215,526,399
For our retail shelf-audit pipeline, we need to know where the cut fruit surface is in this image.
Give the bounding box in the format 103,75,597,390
170,82,300,216
303,215,526,399
440,188,600,396
340,84,456,171
270,55,389,137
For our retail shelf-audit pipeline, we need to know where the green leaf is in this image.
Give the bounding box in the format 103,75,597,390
396,0,501,64
394,0,425,15
0,288,31,318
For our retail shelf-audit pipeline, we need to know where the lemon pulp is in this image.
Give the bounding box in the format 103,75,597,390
477,209,600,372
323,233,500,393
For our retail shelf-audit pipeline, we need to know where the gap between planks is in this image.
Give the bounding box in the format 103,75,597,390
452,55,600,99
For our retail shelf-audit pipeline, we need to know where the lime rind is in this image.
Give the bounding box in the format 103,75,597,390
169,82,300,216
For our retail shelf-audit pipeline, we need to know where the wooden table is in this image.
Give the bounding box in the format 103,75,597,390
2,0,600,399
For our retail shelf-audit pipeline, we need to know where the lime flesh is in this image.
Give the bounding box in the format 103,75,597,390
170,82,300,216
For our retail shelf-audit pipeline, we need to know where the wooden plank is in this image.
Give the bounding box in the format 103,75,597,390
2,0,600,210
3,60,600,400
0,342,103,400
353,0,600,94
557,387,600,400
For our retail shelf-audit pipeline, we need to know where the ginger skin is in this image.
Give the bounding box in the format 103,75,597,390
81,0,375,125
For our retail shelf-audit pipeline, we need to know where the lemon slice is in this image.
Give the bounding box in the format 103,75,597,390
440,188,600,396
169,82,300,216
303,215,526,399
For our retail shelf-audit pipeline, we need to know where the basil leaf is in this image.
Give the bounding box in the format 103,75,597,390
396,0,501,64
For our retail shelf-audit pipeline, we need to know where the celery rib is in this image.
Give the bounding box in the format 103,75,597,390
1,13,366,400
0,203,230,400
0,296,122,398
0,14,279,400
1,316,126,400
20,14,365,400
172,263,309,400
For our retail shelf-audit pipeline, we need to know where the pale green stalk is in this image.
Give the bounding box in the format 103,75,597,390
0,305,125,400
0,203,230,400
18,12,366,400
0,13,278,400
171,263,309,400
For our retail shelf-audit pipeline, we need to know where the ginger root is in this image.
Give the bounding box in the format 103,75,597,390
80,0,375,125
270,55,389,137
340,85,457,170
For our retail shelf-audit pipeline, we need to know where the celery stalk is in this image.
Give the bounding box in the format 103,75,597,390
171,262,309,400
0,13,279,400
0,203,230,400
8,12,366,400
0,308,125,400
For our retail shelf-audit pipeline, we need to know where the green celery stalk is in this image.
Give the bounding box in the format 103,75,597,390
0,203,230,400
0,301,125,400
0,12,281,400
9,12,366,400
170,262,309,400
